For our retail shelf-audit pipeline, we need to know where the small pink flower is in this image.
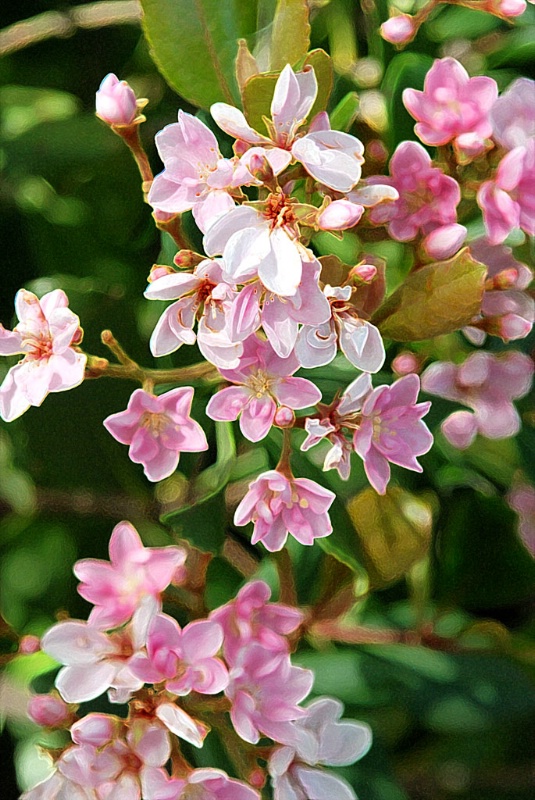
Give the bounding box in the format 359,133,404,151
95,73,137,126
0,289,86,422
353,374,433,494
477,140,535,244
234,469,335,552
507,483,535,557
491,78,535,150
368,141,461,241
129,613,228,696
380,15,416,44
421,350,534,445
317,200,364,231
226,643,313,744
210,580,304,665
403,57,497,155
104,387,208,482
73,520,185,630
206,336,321,443
143,767,260,800
27,694,70,727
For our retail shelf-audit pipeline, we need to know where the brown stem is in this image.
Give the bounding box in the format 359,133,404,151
276,427,293,477
275,548,297,608
113,124,154,193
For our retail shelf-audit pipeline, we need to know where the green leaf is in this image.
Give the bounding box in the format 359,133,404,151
329,91,359,132
487,27,535,68
382,52,433,149
242,49,333,135
270,0,310,71
373,249,486,341
347,487,433,588
140,0,258,108
160,422,236,553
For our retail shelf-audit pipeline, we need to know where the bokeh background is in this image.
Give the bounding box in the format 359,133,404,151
0,1,534,798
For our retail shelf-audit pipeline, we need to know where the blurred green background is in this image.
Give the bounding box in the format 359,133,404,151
0,1,534,798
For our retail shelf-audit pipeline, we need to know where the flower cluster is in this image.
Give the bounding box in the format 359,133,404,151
22,523,371,800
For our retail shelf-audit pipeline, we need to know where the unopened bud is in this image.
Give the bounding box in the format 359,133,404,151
484,313,533,341
233,139,250,157
71,713,120,747
96,73,137,126
351,263,378,284
318,200,364,231
274,406,295,428
148,264,176,282
441,411,478,450
367,139,389,163
422,224,467,260
249,768,266,788
28,694,70,728
153,209,177,224
380,14,416,45
485,268,519,291
485,0,526,16
173,250,204,269
19,634,41,655
392,352,421,375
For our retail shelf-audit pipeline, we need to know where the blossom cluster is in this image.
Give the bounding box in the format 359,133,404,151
22,522,372,800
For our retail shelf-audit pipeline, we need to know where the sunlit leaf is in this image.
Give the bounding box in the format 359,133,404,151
270,0,310,71
373,249,486,341
140,0,258,108
330,91,359,132
347,487,433,587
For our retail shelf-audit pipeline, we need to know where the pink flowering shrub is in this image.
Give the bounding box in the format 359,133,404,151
2,3,535,799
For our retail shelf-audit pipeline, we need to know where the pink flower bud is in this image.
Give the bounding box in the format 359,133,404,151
380,15,416,44
485,313,533,341
318,200,364,231
233,139,250,156
148,264,175,282
486,0,526,15
71,713,119,747
367,139,389,163
19,634,40,655
274,406,295,428
392,352,421,375
95,73,137,126
422,224,467,260
485,268,519,291
27,694,70,727
441,411,478,450
153,209,176,223
352,263,378,283
173,250,204,269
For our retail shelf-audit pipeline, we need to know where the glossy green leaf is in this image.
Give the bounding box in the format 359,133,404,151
270,0,310,71
373,249,486,341
140,0,258,108
382,52,433,149
330,91,360,132
348,487,433,587
242,49,333,135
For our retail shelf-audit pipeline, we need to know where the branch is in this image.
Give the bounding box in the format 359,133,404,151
0,1,142,58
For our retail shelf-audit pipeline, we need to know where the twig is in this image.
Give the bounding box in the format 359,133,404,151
0,2,142,58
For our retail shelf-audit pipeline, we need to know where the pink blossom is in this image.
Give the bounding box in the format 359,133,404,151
421,351,534,446
226,643,313,744
142,767,260,800
464,238,534,344
27,694,70,727
380,15,416,45
491,78,535,150
227,258,331,358
129,613,228,695
477,140,535,244
71,713,121,747
210,580,304,665
203,199,307,297
0,289,86,422
19,634,41,655
103,387,208,482
73,520,186,630
317,200,364,231
95,73,137,126
148,111,256,233
353,374,433,494
206,336,321,443
269,697,372,800
295,285,385,372
507,483,535,557
234,469,335,551
368,141,461,241
403,57,497,155
41,598,157,704
144,259,242,368
291,130,365,192
422,223,467,260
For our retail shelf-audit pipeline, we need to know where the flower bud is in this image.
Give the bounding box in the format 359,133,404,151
392,352,421,376
485,268,519,291
274,406,295,428
148,264,175,282
484,313,533,341
351,263,378,284
173,250,204,269
153,209,177,224
19,634,40,655
485,0,526,16
380,15,416,45
95,73,137,126
27,694,70,727
441,411,478,450
422,224,467,260
318,200,364,231
71,713,120,747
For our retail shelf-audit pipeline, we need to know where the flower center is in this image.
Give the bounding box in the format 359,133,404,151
22,334,53,361
263,193,296,230
246,370,272,398
141,411,171,437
